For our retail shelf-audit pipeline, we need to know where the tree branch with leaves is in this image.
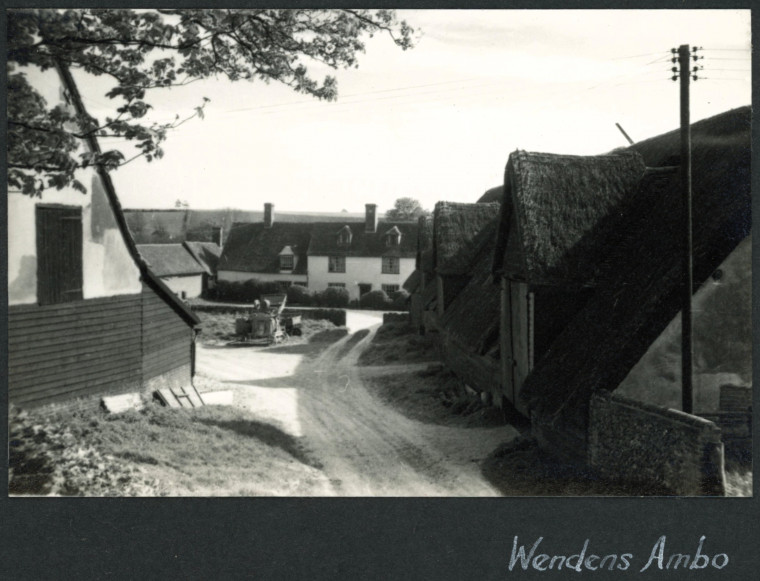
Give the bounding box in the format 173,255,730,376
7,8,416,196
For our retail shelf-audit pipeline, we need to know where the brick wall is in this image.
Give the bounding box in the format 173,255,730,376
588,391,725,496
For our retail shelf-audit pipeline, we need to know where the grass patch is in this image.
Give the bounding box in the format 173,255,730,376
357,322,438,366
482,436,752,497
362,365,504,428
481,437,671,496
9,402,327,496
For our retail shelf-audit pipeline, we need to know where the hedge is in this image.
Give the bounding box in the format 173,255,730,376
360,289,391,310
313,286,350,308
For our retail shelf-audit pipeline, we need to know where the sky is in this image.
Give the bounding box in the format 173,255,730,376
70,9,751,214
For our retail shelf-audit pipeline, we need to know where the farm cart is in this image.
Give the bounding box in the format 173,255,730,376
233,294,301,345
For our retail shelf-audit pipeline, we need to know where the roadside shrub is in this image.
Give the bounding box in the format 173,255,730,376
318,286,350,308
391,289,410,310
286,284,311,306
348,299,360,309
360,289,391,310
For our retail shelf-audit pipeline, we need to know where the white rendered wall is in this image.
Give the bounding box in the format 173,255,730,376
8,67,142,306
162,274,203,299
8,174,142,306
217,271,308,285
307,256,415,300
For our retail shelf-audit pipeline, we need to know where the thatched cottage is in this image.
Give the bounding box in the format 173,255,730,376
423,201,500,332
404,215,434,330
496,107,751,466
217,204,418,300
438,217,502,401
491,150,646,418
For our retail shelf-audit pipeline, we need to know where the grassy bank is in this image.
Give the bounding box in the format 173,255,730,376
9,400,329,497
362,364,504,428
357,322,438,366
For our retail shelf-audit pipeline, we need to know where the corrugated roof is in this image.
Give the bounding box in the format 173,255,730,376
520,106,751,436
137,244,207,277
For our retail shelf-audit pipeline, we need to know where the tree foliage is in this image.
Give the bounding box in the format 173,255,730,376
385,197,427,221
8,9,416,196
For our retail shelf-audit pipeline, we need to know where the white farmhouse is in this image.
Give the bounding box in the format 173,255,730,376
217,203,417,300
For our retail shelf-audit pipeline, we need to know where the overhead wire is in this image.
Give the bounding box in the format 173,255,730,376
236,59,673,120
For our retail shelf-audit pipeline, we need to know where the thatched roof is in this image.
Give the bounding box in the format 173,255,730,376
416,215,433,271
433,202,500,275
183,241,221,275
477,185,504,204
495,150,646,286
137,244,207,277
219,219,418,274
308,221,417,258
218,222,311,274
440,218,500,353
520,106,751,435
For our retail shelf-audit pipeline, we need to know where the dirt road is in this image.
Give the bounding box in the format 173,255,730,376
197,313,518,496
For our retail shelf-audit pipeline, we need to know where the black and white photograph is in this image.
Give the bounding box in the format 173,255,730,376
7,8,752,502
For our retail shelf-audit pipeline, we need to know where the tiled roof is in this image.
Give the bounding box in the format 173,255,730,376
183,241,221,275
137,244,206,277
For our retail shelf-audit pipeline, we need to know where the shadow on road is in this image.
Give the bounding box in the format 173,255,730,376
336,329,371,360
197,417,322,469
225,376,303,388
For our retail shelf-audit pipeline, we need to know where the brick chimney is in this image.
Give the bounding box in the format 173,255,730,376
365,203,378,233
264,203,274,228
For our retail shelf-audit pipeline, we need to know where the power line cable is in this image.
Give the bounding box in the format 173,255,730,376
226,56,671,116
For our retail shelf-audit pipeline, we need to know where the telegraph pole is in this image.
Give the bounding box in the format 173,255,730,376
671,44,701,414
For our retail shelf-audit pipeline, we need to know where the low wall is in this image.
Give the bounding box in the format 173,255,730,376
588,391,725,496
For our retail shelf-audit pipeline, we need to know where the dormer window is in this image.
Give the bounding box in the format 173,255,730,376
337,225,352,247
384,226,402,247
279,245,295,271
